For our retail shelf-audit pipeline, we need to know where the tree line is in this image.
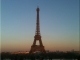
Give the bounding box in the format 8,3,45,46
1,51,80,60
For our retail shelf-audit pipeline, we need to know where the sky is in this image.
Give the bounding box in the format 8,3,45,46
1,0,79,52
0,0,1,52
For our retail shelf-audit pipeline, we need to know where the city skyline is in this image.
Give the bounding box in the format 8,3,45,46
1,0,79,52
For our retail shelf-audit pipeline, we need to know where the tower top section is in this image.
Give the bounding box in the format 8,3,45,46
36,6,40,11
35,7,40,35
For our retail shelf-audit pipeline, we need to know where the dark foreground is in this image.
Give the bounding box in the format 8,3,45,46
1,52,80,60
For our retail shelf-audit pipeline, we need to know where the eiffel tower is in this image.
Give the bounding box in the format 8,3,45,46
29,7,46,54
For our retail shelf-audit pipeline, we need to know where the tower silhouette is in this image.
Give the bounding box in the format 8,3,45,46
29,7,46,54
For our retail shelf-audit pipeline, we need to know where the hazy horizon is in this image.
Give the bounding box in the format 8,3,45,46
1,0,79,52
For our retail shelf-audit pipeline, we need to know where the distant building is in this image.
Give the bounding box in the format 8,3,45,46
10,51,29,54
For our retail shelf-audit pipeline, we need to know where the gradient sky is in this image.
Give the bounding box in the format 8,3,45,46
0,0,1,52
1,0,79,52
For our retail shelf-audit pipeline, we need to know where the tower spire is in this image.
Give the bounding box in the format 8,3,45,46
36,7,40,35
